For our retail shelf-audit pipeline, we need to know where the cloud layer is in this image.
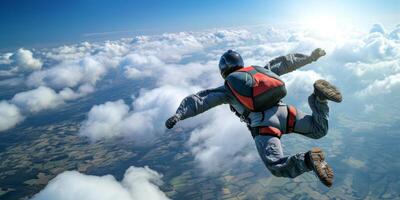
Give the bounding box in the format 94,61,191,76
1,23,400,173
31,166,169,200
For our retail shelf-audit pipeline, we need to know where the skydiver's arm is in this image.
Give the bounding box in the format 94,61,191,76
166,86,230,129
265,48,326,76
176,86,229,120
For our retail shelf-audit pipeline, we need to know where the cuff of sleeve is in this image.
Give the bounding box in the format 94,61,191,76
175,113,182,120
308,56,317,62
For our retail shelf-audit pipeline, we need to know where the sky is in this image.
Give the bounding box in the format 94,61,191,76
0,0,399,51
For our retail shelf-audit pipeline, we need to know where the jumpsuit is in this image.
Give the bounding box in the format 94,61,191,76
174,53,329,178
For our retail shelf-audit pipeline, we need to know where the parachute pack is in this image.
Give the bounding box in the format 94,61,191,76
225,66,287,112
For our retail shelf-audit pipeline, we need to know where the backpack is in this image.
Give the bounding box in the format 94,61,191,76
225,66,287,112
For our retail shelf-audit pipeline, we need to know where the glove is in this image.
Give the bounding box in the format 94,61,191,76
310,48,326,61
165,115,180,129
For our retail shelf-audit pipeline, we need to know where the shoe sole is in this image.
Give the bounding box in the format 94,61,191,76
310,147,334,187
314,80,342,103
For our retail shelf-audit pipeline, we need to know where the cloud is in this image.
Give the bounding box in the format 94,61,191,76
0,101,24,132
79,85,194,142
389,24,400,40
11,86,64,113
31,166,170,200
129,32,203,62
27,56,106,90
0,52,12,65
282,70,325,96
44,42,93,61
120,53,164,79
10,48,43,71
370,24,386,34
58,84,95,101
342,157,366,169
0,39,128,132
330,25,400,64
187,107,256,173
79,100,130,141
344,59,400,77
357,73,400,97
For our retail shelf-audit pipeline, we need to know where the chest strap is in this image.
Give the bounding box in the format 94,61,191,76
286,105,297,133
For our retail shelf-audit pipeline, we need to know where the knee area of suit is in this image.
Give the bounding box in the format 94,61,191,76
267,168,283,177
314,129,328,139
309,127,328,139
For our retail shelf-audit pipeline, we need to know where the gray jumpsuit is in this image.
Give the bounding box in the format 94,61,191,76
174,53,329,178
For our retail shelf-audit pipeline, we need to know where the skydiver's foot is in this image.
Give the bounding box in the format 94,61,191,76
314,79,342,103
305,147,334,187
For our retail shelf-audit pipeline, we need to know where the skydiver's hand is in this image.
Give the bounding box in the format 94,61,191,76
165,115,180,129
310,48,326,61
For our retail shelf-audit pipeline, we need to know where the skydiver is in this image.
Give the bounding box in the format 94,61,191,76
165,49,342,187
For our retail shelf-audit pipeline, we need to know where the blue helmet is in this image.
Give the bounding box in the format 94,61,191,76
219,50,244,79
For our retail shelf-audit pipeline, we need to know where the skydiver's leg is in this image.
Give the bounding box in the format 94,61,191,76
293,79,342,139
292,94,329,139
254,135,311,178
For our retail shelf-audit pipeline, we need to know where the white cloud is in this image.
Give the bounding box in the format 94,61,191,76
79,100,130,141
0,101,24,132
130,32,203,62
282,70,325,101
357,73,400,96
188,107,256,173
27,56,106,89
31,166,170,200
121,53,164,79
79,85,195,142
11,86,64,113
10,48,43,71
342,157,366,169
44,42,92,61
331,26,400,64
344,59,400,77
389,24,400,40
58,84,95,101
0,52,12,65
370,24,386,34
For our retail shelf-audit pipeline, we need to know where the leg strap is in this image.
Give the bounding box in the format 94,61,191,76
251,126,283,138
286,105,297,133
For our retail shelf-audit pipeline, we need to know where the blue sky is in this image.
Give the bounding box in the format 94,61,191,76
0,0,399,50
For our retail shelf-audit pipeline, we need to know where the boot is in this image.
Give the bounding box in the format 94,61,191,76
314,79,342,103
305,147,334,187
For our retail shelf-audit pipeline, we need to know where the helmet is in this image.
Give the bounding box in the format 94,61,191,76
219,50,244,78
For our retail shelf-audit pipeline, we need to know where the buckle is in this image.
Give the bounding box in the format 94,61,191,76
240,115,250,125
239,115,245,122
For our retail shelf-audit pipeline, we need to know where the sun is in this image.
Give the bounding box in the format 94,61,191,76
303,15,342,39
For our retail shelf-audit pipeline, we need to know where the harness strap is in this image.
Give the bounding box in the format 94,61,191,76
251,126,283,138
286,105,297,133
229,105,251,125
260,111,265,122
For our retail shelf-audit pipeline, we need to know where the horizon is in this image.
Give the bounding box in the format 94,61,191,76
1,0,399,51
